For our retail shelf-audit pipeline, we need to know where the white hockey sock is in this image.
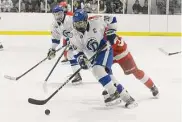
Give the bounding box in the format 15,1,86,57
110,75,120,86
104,81,117,95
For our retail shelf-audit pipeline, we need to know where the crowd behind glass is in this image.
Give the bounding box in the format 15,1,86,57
0,0,181,15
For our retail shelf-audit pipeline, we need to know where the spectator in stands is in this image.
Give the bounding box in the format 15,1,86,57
132,0,142,14
80,0,84,9
49,0,58,12
114,0,123,13
31,0,40,12
169,0,181,14
156,0,166,14
40,0,50,12
20,0,26,12
1,0,13,12
89,0,98,13
12,0,19,12
142,0,148,14
105,0,114,13
99,0,106,13
73,0,83,12
84,0,91,13
73,0,79,11
0,0,2,12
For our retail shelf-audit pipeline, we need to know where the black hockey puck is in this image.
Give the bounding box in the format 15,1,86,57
45,109,50,115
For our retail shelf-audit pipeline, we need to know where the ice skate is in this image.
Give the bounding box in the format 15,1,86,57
151,85,159,98
124,96,138,108
116,84,138,108
119,88,138,109
103,90,121,106
71,73,82,85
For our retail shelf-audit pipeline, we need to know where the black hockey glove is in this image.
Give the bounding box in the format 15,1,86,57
77,55,90,70
47,48,56,60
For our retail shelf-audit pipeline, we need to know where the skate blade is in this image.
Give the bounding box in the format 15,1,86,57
153,93,159,99
125,102,138,109
105,98,122,106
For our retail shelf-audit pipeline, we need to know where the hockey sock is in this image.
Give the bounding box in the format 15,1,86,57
133,69,154,89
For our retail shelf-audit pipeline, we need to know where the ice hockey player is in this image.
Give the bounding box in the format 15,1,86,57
70,9,138,108
47,5,82,85
0,42,3,51
103,15,159,98
59,1,72,63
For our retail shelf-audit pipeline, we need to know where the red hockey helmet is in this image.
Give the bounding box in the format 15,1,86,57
59,1,67,7
59,1,68,12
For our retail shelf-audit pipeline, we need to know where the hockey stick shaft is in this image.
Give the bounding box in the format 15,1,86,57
169,51,181,56
4,46,64,81
45,45,69,82
28,44,107,105
159,48,181,56
16,57,47,80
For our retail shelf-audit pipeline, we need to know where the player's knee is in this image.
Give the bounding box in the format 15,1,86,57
92,65,108,80
105,67,112,75
92,65,112,86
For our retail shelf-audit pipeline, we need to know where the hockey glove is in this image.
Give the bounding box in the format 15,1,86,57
77,55,90,70
47,48,56,60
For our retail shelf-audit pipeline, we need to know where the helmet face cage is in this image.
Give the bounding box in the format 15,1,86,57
73,21,88,32
53,11,64,22
73,9,88,32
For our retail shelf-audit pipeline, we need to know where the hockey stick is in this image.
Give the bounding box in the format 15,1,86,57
28,44,107,105
158,48,181,56
168,51,181,56
4,46,64,81
44,45,69,82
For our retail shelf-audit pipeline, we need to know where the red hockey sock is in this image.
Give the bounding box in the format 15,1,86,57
64,50,68,59
133,69,154,89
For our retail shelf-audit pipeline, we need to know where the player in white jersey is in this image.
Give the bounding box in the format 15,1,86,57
70,9,137,108
47,5,82,85
0,42,3,51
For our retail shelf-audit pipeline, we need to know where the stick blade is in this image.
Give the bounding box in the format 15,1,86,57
28,98,47,105
4,75,17,80
158,48,169,55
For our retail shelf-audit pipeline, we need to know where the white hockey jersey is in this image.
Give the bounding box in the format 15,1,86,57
51,15,73,49
70,16,109,59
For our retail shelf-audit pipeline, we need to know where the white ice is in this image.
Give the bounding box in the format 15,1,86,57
0,36,181,122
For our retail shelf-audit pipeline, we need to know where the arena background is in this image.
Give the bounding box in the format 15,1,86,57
0,0,181,36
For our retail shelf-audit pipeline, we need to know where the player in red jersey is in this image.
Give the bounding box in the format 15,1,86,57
104,15,159,97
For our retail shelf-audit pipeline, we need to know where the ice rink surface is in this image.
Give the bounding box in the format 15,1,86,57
0,36,181,122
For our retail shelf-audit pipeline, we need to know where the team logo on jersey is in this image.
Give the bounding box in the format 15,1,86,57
87,37,99,52
63,30,73,38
